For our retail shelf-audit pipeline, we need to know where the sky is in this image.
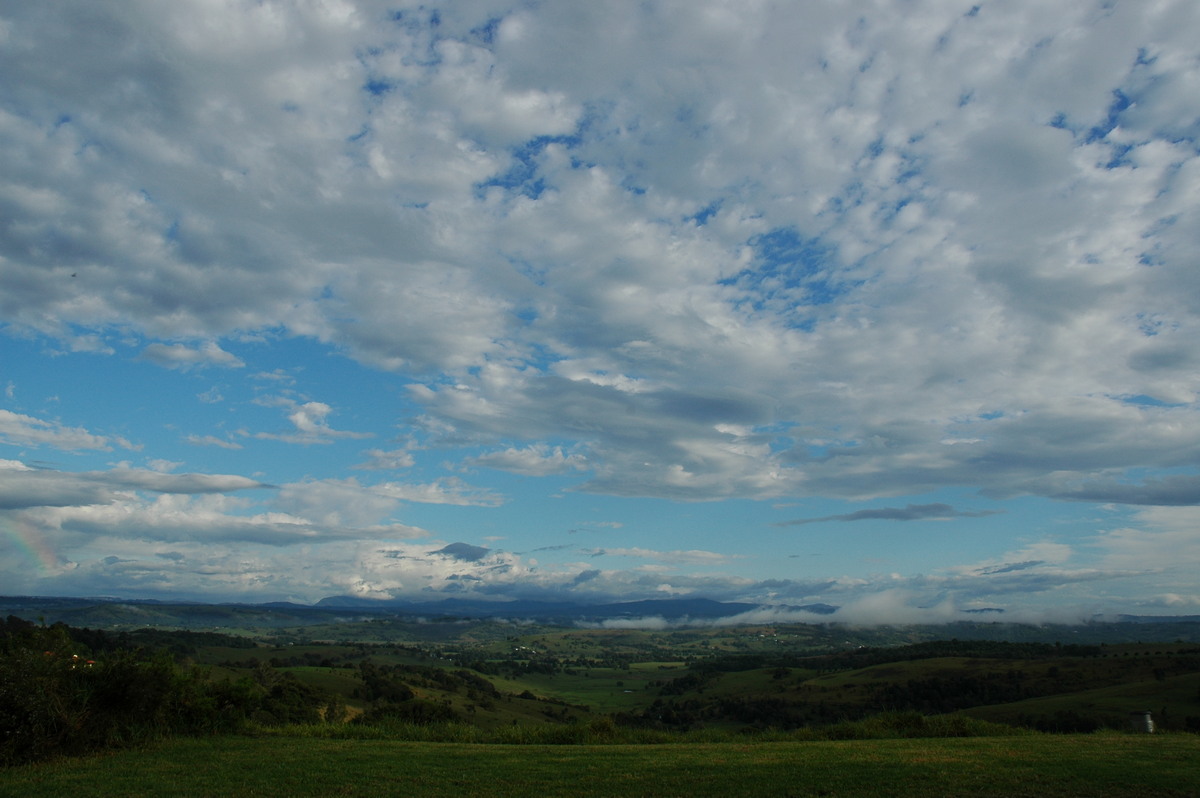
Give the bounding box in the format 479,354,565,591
1,0,1199,623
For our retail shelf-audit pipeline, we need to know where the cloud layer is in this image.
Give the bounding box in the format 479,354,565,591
1,1,1198,615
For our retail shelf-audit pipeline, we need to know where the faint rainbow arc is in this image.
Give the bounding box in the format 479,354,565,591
1,516,60,575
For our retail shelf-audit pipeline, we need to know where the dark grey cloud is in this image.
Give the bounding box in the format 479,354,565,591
0,470,112,509
774,503,1002,527
571,569,601,586
433,542,492,562
1046,475,1200,506
976,560,1044,576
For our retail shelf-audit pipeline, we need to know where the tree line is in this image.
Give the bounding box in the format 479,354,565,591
0,616,332,765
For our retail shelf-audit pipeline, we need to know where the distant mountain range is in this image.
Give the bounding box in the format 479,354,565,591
3,594,1198,632
0,593,840,627
312,595,841,620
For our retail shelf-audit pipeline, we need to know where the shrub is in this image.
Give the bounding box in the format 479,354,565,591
356,699,462,726
821,711,1024,741
0,620,262,765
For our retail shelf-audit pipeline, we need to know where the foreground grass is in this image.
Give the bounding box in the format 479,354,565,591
3,733,1197,797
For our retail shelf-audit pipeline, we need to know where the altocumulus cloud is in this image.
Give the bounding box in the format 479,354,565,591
0,1,1198,615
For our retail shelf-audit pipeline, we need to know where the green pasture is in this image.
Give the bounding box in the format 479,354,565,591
495,666,661,713
964,671,1200,728
278,667,365,701
4,733,1197,797
755,652,1199,709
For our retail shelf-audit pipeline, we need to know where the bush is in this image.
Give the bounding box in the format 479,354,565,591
821,711,1025,741
0,619,263,765
356,699,462,726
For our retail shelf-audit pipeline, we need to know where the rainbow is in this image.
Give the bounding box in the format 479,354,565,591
1,516,60,575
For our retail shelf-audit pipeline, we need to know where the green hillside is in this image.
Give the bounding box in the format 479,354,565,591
4,612,1199,772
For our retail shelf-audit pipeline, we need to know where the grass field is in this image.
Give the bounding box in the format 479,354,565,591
963,671,1200,728
3,733,1197,797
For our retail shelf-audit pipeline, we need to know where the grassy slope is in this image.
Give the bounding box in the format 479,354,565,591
4,734,1198,798
186,641,1200,733
650,653,1200,729
962,671,1200,728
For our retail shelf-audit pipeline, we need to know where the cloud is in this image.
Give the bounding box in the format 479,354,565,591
372,477,505,507
140,341,244,370
588,616,672,631
570,568,601,586
1,465,428,555
434,542,491,562
252,370,295,384
1,2,1199,607
464,444,588,476
775,503,1003,526
287,402,360,437
273,475,502,514
0,460,268,511
975,560,1045,576
0,462,113,510
1091,506,1200,576
186,434,243,450
0,409,134,452
1044,474,1200,506
4,1,1198,507
196,387,224,404
585,547,736,566
22,495,419,547
825,590,1011,626
100,467,266,494
273,478,405,529
252,399,372,444
353,446,416,471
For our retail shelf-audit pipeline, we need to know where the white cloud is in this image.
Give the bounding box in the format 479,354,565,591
252,398,372,444
0,462,267,511
186,434,243,450
24,494,328,546
5,2,1197,504
465,444,588,476
274,477,403,529
2,1,1199,607
374,477,505,507
587,547,735,566
1092,506,1200,575
140,341,244,370
353,446,416,471
824,590,963,626
0,409,134,451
